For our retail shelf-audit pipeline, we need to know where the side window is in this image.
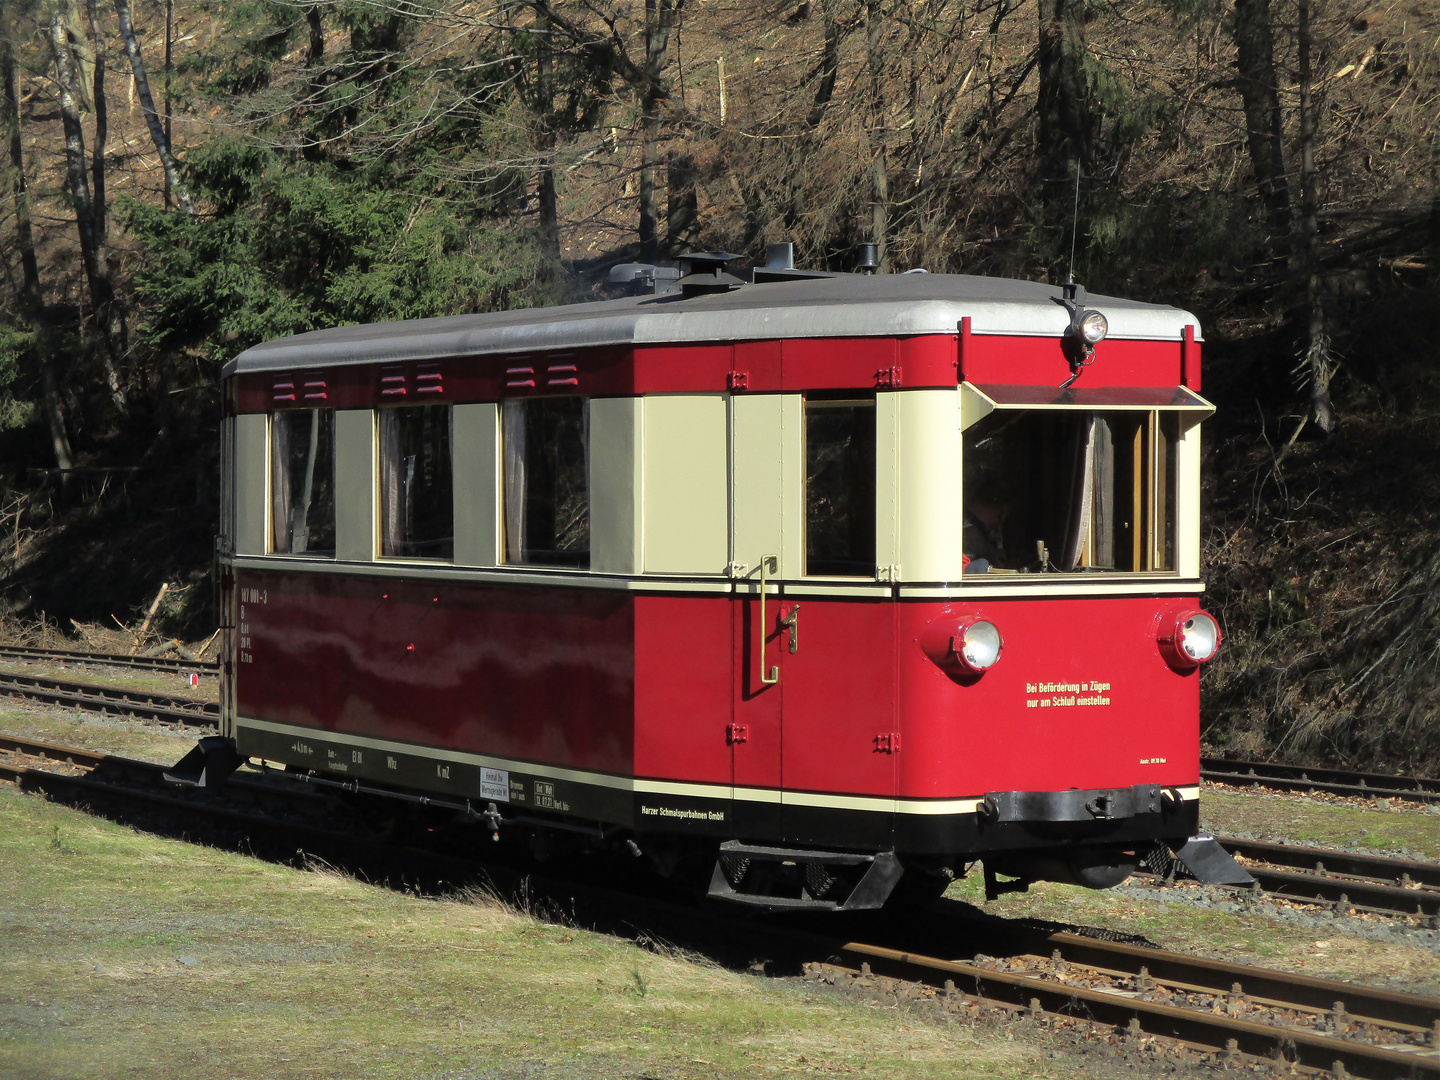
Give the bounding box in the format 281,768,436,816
804,395,876,576
379,403,454,559
270,409,336,555
502,397,589,568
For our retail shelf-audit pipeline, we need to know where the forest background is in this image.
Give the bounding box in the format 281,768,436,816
0,0,1437,772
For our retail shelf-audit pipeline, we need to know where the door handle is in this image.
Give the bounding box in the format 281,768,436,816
780,603,800,653
759,554,779,684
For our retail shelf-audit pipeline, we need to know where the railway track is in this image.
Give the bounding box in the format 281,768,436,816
0,671,218,727
1216,837,1440,922
1203,756,1440,805
2,732,1437,1080
0,644,219,674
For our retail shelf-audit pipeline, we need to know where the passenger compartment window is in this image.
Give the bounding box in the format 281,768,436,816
502,397,590,568
963,410,1177,574
270,408,336,555
805,395,876,576
379,403,454,559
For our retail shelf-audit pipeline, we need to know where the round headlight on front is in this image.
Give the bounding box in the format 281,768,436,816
1079,309,1109,345
1179,612,1220,662
1158,609,1221,670
954,620,1003,674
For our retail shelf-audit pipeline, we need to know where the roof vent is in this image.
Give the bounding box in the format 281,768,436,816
608,262,681,296
676,252,745,297
764,242,794,270
856,243,880,275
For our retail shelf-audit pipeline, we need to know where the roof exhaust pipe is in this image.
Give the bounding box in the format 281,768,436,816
856,243,880,275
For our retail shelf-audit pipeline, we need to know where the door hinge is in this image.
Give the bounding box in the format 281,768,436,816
727,724,749,745
875,365,902,387
874,732,901,753
727,370,749,391
876,564,901,582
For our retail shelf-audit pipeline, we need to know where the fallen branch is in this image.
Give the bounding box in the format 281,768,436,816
129,582,169,653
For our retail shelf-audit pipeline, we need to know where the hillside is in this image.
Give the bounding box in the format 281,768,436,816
0,0,1437,771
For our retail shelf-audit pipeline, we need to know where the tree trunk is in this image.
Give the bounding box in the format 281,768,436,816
113,0,195,214
4,41,74,475
163,0,172,206
1233,0,1290,235
665,148,697,255
1297,0,1333,434
63,0,95,112
1036,0,1090,212
48,11,127,414
306,5,324,62
866,0,888,270
85,0,107,240
805,0,840,128
3,44,41,314
535,10,559,257
637,0,674,262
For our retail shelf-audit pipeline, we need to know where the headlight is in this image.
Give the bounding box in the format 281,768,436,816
1157,610,1221,670
954,620,1003,674
1079,310,1108,344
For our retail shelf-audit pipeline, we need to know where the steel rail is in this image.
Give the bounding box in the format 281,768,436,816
1218,837,1440,890
1202,756,1440,805
0,671,219,727
1213,836,1440,920
834,941,1440,1079
4,734,1438,1078
0,644,219,674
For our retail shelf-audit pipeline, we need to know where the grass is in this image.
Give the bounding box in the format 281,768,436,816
0,703,199,765
1199,789,1440,860
0,786,1053,1080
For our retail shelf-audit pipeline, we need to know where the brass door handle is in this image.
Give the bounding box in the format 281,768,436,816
780,603,800,653
759,554,779,684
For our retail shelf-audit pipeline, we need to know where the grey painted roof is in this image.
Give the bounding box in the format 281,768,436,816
225,272,1202,377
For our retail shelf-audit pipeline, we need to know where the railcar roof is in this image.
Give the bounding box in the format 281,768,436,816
224,272,1201,377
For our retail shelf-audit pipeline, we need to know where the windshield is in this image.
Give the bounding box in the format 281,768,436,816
963,409,1177,574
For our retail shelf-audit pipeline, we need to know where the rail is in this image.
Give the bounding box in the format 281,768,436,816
0,671,218,727
0,644,219,674
1202,756,1440,805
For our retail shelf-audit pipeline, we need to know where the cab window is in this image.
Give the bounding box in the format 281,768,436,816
963,409,1177,573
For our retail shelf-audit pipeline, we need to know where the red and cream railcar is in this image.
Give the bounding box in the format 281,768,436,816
207,260,1224,909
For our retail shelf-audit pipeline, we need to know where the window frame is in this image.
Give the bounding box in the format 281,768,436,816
376,401,456,563
500,395,592,571
959,382,1210,579
802,392,878,579
268,407,338,558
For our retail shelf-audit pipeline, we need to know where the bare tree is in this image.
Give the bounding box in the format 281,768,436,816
1036,0,1089,217
84,0,106,239
46,7,126,413
805,0,842,128
3,36,74,475
535,8,560,256
866,0,889,269
1233,0,1290,236
636,0,676,261
1296,0,1333,433
113,0,194,214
